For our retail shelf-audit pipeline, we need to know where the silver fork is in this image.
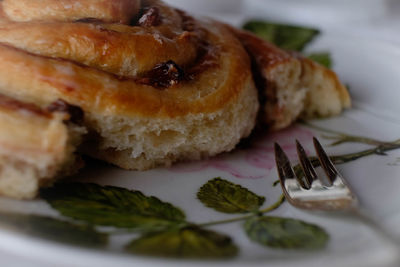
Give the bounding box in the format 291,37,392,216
274,137,400,255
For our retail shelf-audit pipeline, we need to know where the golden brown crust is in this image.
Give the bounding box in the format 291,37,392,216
231,28,304,130
233,28,293,70
0,0,253,118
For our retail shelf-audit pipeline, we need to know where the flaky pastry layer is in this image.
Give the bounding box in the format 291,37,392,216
0,94,84,199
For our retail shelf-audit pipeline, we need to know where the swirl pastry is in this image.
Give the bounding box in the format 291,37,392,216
0,94,85,199
0,0,259,171
0,0,350,198
233,29,351,130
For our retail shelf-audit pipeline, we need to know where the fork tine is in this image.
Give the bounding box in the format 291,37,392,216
296,140,317,189
274,143,306,189
313,137,339,186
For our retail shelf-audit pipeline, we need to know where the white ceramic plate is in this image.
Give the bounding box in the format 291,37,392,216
1,29,400,267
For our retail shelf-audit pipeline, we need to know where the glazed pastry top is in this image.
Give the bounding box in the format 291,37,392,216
0,0,253,118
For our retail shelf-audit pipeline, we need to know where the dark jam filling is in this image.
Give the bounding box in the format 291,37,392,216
137,60,185,88
75,18,105,24
138,42,218,89
0,94,50,117
47,99,84,124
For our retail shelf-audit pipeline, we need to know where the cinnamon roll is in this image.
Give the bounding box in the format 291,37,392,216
0,0,259,171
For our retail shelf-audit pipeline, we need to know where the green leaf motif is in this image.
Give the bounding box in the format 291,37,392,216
126,226,238,259
244,216,329,249
307,52,332,68
197,178,265,213
0,212,107,248
41,183,185,231
243,21,320,51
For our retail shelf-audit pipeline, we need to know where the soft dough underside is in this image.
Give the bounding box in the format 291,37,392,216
85,77,258,170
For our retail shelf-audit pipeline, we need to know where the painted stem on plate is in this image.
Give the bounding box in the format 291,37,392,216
199,194,286,227
200,131,400,228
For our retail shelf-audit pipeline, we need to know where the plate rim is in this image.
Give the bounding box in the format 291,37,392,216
0,33,400,267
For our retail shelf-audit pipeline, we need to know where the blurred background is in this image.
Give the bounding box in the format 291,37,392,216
164,0,400,44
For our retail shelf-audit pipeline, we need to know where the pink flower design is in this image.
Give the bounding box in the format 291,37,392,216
245,126,313,170
171,153,264,179
170,126,314,179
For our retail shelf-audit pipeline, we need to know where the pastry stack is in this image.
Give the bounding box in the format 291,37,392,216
0,0,350,199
